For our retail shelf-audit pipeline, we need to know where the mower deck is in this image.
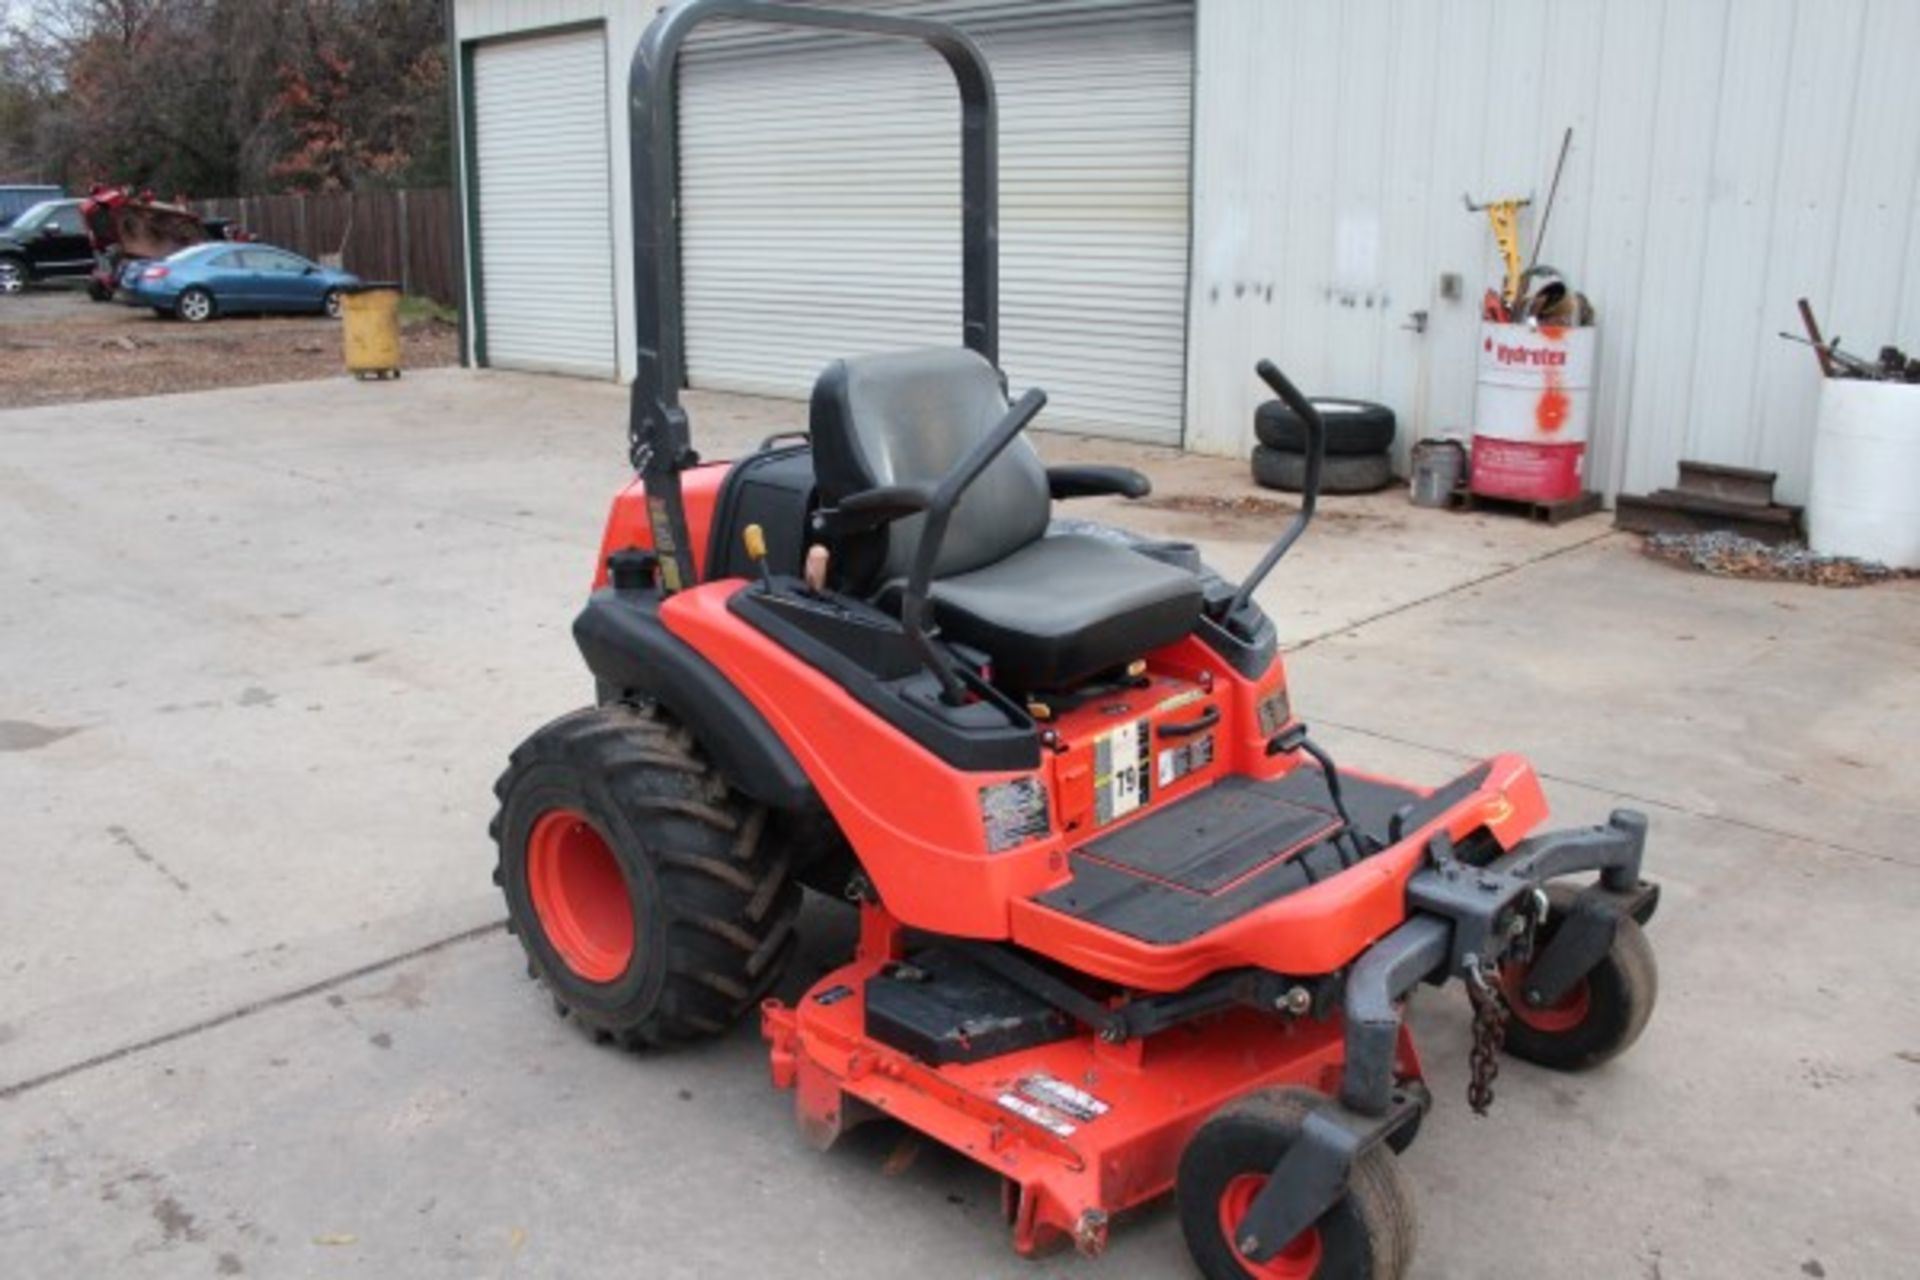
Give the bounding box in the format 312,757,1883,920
762,923,1423,1258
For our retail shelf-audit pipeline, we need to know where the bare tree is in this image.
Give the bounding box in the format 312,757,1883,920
2,0,445,196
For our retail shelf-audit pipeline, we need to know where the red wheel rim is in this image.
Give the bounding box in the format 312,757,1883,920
1218,1173,1324,1278
526,809,634,983
1501,965,1592,1034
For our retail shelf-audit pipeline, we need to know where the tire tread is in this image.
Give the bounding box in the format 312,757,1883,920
492,702,801,1048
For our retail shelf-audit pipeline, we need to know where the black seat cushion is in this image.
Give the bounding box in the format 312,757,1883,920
924,534,1203,690
810,348,1204,691
811,348,1049,591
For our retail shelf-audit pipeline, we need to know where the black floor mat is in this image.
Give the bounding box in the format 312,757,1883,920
1033,763,1491,946
1074,776,1340,893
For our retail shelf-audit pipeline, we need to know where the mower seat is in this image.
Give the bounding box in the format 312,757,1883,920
811,348,1203,690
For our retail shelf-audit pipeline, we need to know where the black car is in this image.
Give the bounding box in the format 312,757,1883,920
0,199,95,294
0,185,63,227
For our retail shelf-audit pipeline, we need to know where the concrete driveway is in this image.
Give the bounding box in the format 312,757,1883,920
2,369,1916,1279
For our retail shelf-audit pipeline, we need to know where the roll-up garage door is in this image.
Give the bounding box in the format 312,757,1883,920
473,28,617,377
680,1,1194,445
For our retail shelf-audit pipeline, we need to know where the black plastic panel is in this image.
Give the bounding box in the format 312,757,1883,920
1076,775,1337,893
865,947,1073,1065
706,444,816,580
1033,763,1493,947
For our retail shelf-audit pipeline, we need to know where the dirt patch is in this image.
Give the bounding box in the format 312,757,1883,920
0,286,456,409
1139,491,1404,537
1141,492,1301,519
1641,531,1914,588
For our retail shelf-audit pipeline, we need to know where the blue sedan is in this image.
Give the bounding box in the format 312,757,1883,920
120,242,359,323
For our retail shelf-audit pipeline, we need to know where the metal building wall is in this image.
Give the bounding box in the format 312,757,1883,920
678,2,1194,443
452,0,651,383
1186,0,1920,502
453,0,1195,446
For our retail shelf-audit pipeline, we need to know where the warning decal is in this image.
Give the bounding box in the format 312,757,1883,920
1094,719,1150,825
1157,733,1215,787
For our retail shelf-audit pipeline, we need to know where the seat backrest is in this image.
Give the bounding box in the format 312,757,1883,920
811,347,1049,587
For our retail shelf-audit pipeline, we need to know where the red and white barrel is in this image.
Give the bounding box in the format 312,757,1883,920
1471,323,1597,502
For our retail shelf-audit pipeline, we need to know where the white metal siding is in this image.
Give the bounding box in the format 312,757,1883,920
454,0,602,42
679,1,1194,444
1187,0,1920,503
472,28,617,377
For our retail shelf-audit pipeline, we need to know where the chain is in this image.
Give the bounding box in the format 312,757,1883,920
1465,958,1510,1116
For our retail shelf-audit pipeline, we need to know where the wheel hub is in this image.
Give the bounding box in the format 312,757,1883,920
1219,1173,1324,1279
1502,965,1592,1033
526,808,634,983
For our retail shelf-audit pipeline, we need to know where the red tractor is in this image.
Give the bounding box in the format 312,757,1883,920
77,185,243,302
492,4,1660,1275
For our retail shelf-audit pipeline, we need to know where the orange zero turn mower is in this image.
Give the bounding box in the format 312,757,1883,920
490,4,1661,1275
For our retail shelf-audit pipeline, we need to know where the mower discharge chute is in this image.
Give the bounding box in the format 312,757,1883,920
490,4,1662,1275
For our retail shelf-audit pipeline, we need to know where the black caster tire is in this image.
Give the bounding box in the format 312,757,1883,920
1252,445,1395,495
1178,1087,1414,1279
1256,398,1396,454
491,702,801,1047
1499,883,1658,1071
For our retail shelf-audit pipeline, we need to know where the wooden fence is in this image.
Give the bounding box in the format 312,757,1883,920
195,188,459,305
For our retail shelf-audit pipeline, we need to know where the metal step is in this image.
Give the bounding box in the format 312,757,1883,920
1674,460,1779,508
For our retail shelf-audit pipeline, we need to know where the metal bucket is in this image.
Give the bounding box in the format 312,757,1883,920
1409,438,1467,507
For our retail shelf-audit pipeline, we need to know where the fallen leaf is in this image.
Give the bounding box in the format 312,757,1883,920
881,1133,922,1176
508,1227,527,1252
313,1234,358,1247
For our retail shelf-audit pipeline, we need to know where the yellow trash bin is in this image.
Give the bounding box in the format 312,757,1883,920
340,282,403,380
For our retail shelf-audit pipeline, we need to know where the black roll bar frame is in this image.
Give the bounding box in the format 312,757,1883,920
625,0,999,591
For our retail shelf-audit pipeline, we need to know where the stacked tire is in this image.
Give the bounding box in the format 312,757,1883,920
1252,398,1397,494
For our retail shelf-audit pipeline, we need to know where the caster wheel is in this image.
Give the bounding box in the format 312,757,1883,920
1178,1088,1414,1279
1499,883,1658,1071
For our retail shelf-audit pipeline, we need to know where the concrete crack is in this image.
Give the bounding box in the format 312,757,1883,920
0,921,505,1103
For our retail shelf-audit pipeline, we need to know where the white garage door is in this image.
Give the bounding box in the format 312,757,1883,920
473,28,616,377
680,1,1194,445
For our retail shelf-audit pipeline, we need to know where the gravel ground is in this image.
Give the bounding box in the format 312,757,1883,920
1642,529,1913,587
0,283,457,409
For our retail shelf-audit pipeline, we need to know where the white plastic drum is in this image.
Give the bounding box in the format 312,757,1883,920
1472,323,1597,502
1808,379,1920,568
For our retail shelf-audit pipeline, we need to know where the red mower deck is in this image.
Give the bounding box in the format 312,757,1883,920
761,907,1424,1258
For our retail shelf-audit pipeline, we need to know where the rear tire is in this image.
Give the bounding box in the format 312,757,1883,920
492,702,801,1047
1251,446,1395,495
176,287,215,324
0,256,25,295
1499,884,1658,1071
323,289,342,319
1179,1088,1414,1279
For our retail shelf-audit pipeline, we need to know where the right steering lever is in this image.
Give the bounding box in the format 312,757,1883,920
1225,360,1326,621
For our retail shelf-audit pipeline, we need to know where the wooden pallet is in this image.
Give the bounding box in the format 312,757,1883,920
1447,488,1603,526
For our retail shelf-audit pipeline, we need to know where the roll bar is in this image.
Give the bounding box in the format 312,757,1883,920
626,0,1000,592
